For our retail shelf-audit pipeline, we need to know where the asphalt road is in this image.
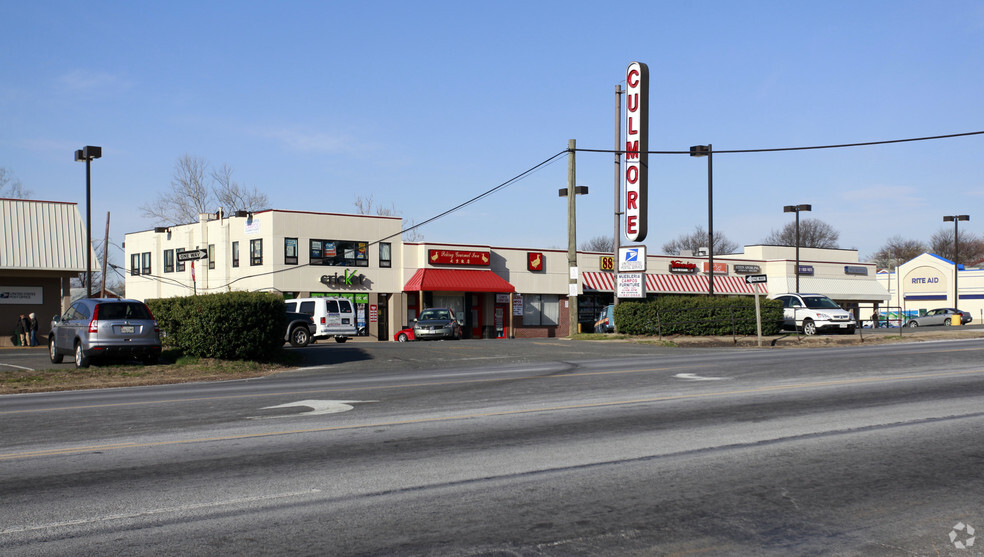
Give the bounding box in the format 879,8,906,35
2,338,984,556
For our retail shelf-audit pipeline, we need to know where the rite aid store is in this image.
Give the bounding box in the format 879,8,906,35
876,253,984,323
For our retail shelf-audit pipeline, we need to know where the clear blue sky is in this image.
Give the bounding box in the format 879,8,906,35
3,1,983,267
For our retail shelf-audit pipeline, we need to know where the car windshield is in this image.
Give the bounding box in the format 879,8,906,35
419,309,450,321
802,297,840,309
97,302,152,320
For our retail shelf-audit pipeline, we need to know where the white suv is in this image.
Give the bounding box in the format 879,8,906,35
770,293,855,335
284,297,357,343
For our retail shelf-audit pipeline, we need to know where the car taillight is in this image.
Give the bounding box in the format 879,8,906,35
89,304,100,333
320,317,326,324
144,304,160,333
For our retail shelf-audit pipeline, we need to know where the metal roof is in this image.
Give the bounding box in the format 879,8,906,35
0,198,94,272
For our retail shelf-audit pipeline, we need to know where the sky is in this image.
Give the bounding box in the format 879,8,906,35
3,1,983,270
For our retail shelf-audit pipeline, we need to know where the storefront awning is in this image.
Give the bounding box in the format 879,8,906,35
404,268,516,293
581,272,768,295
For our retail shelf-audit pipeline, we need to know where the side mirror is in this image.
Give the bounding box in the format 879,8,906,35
52,315,61,324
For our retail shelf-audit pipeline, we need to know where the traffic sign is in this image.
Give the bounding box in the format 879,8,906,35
177,249,209,261
744,274,767,284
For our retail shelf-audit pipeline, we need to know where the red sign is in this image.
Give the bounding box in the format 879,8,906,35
625,61,649,243
527,252,544,272
669,260,697,273
428,249,490,266
369,304,378,322
702,262,729,275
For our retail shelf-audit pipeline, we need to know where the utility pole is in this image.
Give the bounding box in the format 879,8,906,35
100,212,110,297
568,139,578,337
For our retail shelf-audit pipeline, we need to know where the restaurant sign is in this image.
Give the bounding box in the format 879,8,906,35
429,249,490,266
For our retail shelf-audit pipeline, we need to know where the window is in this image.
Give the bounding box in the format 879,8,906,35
523,294,559,326
176,248,185,272
208,244,215,270
232,241,239,268
164,249,174,273
141,252,151,275
284,237,298,265
250,239,263,266
309,239,369,267
379,242,391,268
130,254,140,276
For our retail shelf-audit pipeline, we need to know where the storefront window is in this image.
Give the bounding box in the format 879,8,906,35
164,249,174,273
251,239,263,266
379,242,391,268
523,294,559,326
309,239,369,267
284,238,298,265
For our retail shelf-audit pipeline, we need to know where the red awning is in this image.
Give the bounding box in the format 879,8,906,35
581,272,768,295
404,268,516,293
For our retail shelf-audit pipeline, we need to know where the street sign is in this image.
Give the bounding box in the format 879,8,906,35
745,274,767,284
177,249,209,261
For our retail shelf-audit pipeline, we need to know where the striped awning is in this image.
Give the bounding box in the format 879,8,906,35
581,272,768,295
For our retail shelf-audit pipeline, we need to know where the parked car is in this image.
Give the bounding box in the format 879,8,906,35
285,312,317,347
394,327,415,342
769,293,856,335
412,308,462,340
905,308,972,327
284,297,357,342
49,298,162,368
594,304,615,333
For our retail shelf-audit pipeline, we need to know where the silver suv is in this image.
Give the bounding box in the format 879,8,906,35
49,298,162,368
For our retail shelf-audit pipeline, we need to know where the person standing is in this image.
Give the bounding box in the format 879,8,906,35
28,312,39,346
17,313,30,346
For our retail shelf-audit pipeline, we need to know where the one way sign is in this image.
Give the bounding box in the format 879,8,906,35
177,249,209,261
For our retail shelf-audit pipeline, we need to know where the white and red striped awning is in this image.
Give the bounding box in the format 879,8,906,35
581,272,768,295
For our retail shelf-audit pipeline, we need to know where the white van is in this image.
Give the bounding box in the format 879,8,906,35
285,297,357,343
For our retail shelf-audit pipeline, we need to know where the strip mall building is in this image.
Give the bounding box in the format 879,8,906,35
118,209,891,340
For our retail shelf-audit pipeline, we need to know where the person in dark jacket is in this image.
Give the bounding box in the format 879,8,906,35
17,313,30,346
29,312,39,346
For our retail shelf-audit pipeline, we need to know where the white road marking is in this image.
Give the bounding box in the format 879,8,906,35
674,373,725,381
0,363,35,371
260,399,377,417
0,489,322,535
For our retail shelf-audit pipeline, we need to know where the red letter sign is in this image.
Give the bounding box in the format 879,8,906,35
624,61,649,242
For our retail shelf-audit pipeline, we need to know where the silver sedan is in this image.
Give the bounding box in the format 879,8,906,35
905,308,972,327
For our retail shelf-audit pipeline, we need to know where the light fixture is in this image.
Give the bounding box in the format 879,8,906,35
75,145,102,299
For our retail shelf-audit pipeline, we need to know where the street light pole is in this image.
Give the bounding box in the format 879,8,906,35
783,204,812,292
75,146,102,299
943,214,970,308
559,139,588,337
690,144,713,295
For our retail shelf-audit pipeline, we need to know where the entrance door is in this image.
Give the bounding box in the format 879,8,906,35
377,297,389,341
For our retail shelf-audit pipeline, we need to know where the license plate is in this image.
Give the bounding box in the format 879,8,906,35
839,324,848,328
120,325,135,334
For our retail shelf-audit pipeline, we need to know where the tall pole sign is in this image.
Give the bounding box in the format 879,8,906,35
625,61,649,242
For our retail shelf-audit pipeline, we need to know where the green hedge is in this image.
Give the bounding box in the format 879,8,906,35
613,295,784,336
146,292,287,361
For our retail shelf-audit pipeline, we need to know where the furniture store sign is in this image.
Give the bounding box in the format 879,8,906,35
0,286,42,304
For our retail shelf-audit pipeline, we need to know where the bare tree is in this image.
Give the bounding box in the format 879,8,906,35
353,194,423,241
141,155,213,225
0,167,32,198
762,218,840,249
71,239,124,294
930,228,984,265
868,235,927,269
580,235,614,253
212,164,269,214
662,225,738,255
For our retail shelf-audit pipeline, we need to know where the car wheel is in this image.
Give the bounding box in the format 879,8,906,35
397,332,409,342
74,342,90,369
335,337,347,343
290,326,311,348
49,337,63,363
906,321,918,328
943,318,951,326
802,319,817,336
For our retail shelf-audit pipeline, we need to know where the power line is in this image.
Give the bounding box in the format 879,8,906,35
574,129,984,155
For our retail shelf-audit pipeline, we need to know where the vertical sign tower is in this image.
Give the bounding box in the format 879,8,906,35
624,62,649,242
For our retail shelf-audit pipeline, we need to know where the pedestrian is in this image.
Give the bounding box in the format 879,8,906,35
17,313,30,346
870,310,879,329
29,312,39,346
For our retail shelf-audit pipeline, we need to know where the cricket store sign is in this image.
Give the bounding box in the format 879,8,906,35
624,61,649,243
320,269,366,286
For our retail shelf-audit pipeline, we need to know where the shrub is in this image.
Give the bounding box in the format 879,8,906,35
147,292,287,361
613,295,783,336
